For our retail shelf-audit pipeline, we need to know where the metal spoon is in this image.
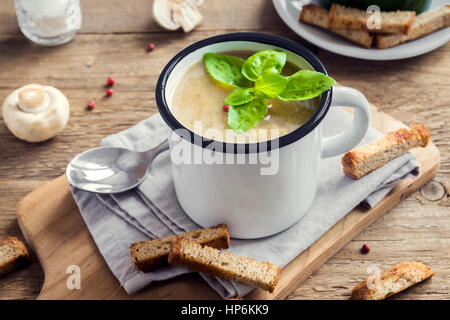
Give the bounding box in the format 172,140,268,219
66,140,169,193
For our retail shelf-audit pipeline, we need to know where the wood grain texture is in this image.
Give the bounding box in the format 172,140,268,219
14,105,440,300
0,0,448,299
0,0,285,35
15,175,219,300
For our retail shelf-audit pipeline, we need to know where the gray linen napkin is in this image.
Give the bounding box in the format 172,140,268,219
70,107,420,299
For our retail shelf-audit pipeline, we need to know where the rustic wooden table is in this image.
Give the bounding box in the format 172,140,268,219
0,0,448,300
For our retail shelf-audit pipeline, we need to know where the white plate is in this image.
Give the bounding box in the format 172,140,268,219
273,0,450,60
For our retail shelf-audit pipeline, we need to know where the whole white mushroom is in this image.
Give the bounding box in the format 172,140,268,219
2,84,70,142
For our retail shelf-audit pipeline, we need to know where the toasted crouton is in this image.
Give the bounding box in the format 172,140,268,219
342,124,430,179
168,237,281,292
375,5,450,49
131,224,230,272
351,262,435,300
0,236,30,276
329,3,416,34
299,4,373,48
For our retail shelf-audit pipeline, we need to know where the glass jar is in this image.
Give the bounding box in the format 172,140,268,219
14,0,82,46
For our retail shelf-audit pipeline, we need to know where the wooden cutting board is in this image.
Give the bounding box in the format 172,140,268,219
16,105,440,300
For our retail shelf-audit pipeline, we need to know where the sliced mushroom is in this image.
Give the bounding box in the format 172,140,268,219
153,0,204,33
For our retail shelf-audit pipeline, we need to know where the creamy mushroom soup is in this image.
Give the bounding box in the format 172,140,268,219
169,51,319,143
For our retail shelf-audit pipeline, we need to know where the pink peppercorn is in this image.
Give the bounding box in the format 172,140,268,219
223,104,229,112
148,43,155,51
107,77,115,86
361,244,370,254
106,88,114,96
87,100,95,110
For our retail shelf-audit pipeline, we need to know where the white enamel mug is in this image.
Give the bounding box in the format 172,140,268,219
156,33,370,239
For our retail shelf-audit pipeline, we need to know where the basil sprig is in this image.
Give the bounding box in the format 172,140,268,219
203,50,336,132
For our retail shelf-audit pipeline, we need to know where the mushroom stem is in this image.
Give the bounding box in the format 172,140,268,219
18,87,50,113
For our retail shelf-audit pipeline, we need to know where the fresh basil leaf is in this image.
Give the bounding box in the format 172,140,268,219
228,98,268,132
278,70,336,101
242,50,286,81
203,53,252,88
254,73,288,98
224,88,255,106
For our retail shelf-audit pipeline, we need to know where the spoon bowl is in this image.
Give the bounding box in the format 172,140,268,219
66,140,169,193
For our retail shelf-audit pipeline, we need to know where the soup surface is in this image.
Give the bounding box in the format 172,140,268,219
170,51,318,143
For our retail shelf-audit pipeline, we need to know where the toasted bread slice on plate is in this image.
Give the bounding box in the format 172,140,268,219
300,4,374,48
329,3,416,34
376,5,450,49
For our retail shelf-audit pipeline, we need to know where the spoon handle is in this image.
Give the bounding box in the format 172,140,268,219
142,139,170,163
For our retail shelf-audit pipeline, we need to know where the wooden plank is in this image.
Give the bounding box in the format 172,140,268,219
0,0,284,35
15,104,440,300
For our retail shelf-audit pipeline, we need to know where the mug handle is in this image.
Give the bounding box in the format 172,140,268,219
321,86,371,158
